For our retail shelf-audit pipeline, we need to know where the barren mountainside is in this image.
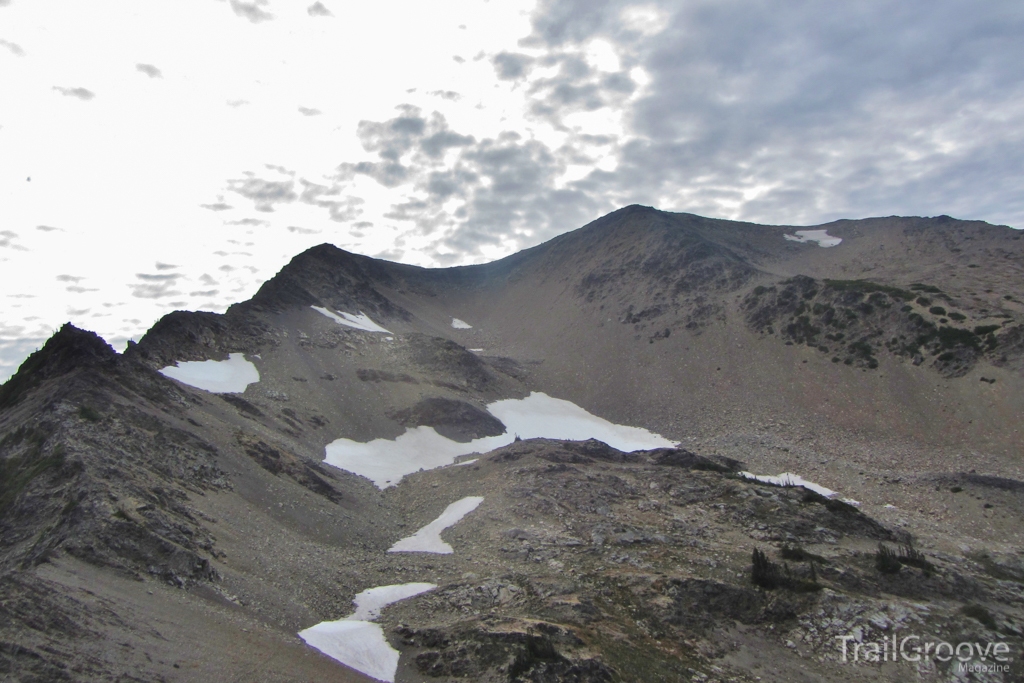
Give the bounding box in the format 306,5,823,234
2,205,1024,682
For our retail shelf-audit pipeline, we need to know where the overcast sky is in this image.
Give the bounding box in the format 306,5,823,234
2,0,1023,381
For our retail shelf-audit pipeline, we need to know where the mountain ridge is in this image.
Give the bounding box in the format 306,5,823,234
2,206,1023,682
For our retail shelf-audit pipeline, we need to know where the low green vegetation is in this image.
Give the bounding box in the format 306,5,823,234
960,604,998,630
822,280,915,300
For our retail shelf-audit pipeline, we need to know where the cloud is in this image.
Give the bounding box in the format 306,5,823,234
130,272,182,299
136,63,162,78
198,273,219,285
227,99,249,107
429,90,462,101
288,225,321,234
154,262,178,270
0,39,24,56
66,285,98,293
492,52,534,80
227,173,297,211
228,0,273,23
55,274,83,283
0,230,28,251
298,106,322,116
201,202,233,211
307,1,332,17
53,86,95,100
36,225,62,232
325,107,606,260
509,0,1024,228
227,217,268,226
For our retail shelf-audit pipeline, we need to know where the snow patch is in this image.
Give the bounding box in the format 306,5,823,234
324,392,675,488
739,471,860,505
783,229,842,247
298,582,435,682
349,582,437,621
312,306,392,333
158,353,259,393
389,497,483,554
469,348,483,352
451,318,472,329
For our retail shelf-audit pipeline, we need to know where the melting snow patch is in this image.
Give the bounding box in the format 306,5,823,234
299,582,435,683
784,229,842,247
349,583,437,621
469,348,483,352
389,497,483,554
740,471,860,505
158,353,259,393
311,306,392,333
324,391,675,488
451,318,472,329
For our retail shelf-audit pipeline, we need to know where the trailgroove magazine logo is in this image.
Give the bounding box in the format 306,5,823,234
836,634,1013,673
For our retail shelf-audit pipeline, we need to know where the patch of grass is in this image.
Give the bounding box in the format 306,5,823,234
823,280,915,300
78,404,102,422
960,604,998,630
950,486,963,493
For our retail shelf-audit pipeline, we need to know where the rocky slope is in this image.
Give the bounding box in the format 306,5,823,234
2,205,1023,682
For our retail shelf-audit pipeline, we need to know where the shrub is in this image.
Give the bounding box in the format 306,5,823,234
974,325,1000,336
916,297,932,306
948,312,966,321
752,548,782,589
752,548,821,592
876,544,902,574
929,306,947,316
910,284,942,293
898,541,934,574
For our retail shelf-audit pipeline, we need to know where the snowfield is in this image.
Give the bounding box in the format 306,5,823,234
451,318,472,329
739,471,860,505
783,229,842,247
324,391,675,488
298,582,435,682
389,496,484,554
311,306,392,333
157,353,259,393
349,583,437,621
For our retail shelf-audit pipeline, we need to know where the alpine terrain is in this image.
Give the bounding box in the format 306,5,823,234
2,205,1024,683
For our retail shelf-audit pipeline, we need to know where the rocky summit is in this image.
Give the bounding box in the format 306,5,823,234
2,205,1024,682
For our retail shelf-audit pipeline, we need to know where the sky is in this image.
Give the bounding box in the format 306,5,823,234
1,0,1023,382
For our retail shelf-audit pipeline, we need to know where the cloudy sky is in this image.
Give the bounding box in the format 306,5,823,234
2,0,1023,381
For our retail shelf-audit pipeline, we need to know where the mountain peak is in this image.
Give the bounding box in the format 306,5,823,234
0,323,116,410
